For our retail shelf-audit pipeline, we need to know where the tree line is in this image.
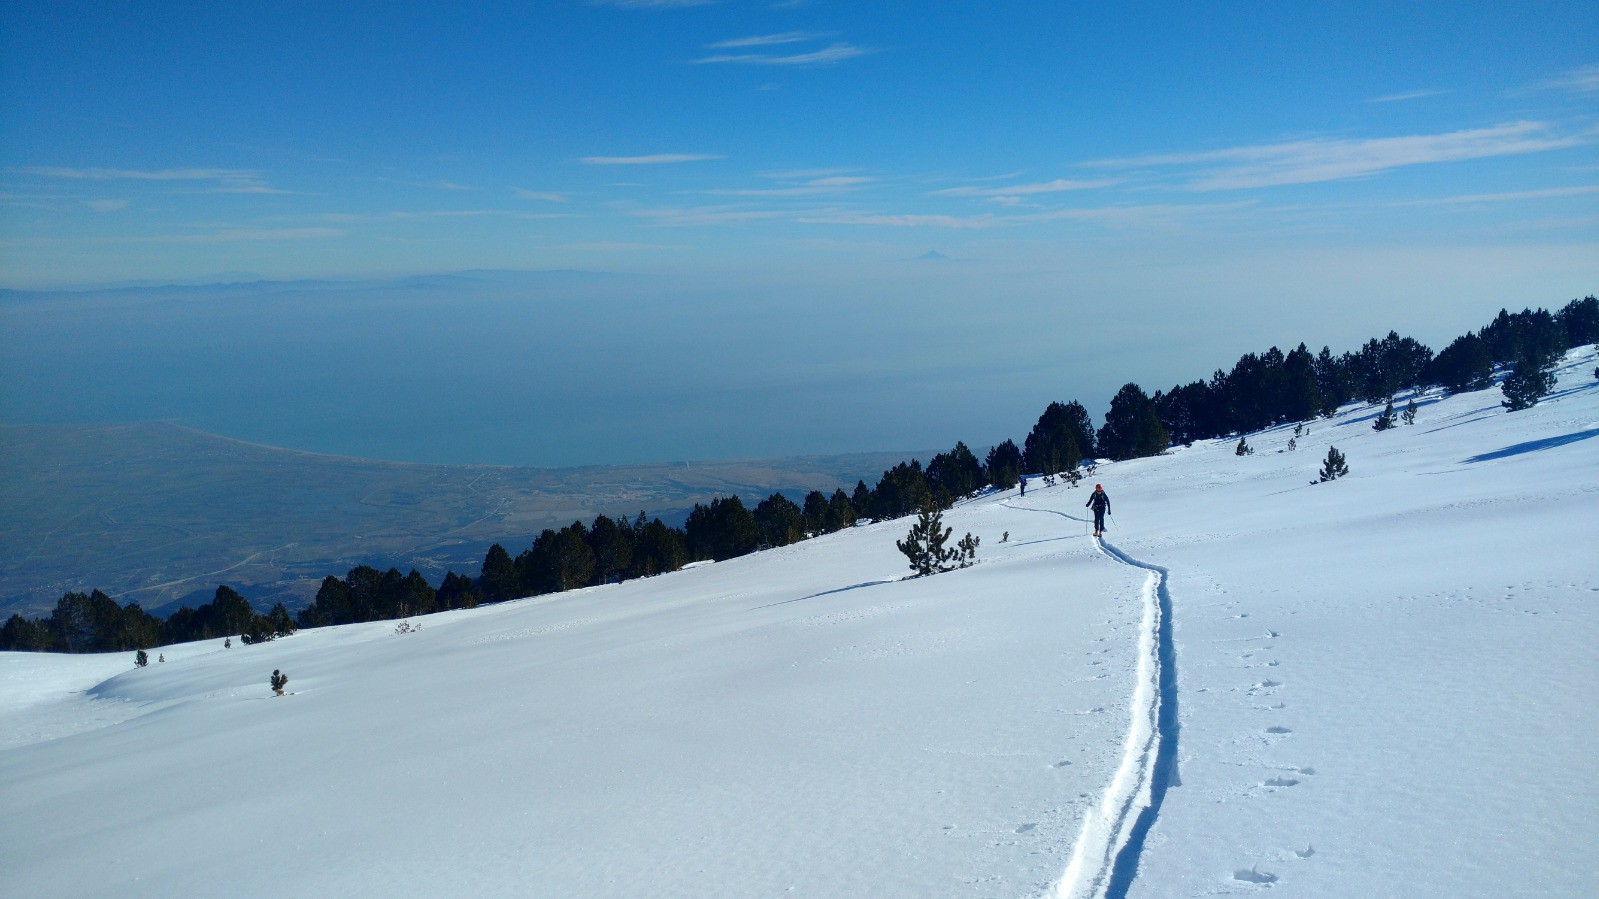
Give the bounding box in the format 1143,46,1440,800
3,295,1592,653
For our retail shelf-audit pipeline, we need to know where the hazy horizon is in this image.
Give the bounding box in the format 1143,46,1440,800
2,2,1595,467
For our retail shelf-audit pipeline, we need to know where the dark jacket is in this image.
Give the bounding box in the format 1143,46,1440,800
1086,489,1110,513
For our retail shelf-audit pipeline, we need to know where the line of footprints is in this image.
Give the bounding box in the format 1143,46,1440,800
1233,627,1315,887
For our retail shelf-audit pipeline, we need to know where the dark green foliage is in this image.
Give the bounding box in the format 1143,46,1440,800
478,543,518,603
1501,352,1556,411
1372,399,1396,431
1402,399,1417,425
1352,332,1433,404
895,504,955,577
1556,295,1597,346
135,649,148,667
871,460,933,520
802,490,830,535
586,515,633,585
851,480,874,520
754,493,807,548
826,489,857,532
1024,402,1087,476
437,571,480,610
1235,437,1253,456
1480,307,1566,367
1098,383,1169,460
685,495,759,561
984,439,1023,489
927,441,986,498
293,566,437,628
630,515,688,576
1318,446,1349,482
1426,333,1494,394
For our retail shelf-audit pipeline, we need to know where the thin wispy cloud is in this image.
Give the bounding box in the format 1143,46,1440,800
17,165,283,194
1537,63,1599,94
709,175,875,197
934,178,1116,198
1084,122,1592,191
145,227,345,244
588,0,712,8
629,204,802,225
708,32,824,49
87,199,128,212
1392,184,1599,206
423,180,478,191
386,209,572,220
1366,88,1448,104
581,153,724,165
696,42,869,66
512,188,569,202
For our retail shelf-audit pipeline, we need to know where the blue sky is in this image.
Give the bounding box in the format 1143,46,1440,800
1,2,1596,466
2,1,1595,288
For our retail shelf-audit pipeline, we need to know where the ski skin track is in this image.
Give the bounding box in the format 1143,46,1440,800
1002,499,1178,899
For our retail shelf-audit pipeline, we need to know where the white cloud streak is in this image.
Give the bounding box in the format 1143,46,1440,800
580,153,724,165
1365,88,1448,104
708,32,823,49
1083,122,1591,191
1538,64,1599,94
695,42,869,66
512,188,569,202
16,165,284,194
934,178,1116,197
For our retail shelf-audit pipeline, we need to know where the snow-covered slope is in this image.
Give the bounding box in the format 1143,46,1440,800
3,348,1596,898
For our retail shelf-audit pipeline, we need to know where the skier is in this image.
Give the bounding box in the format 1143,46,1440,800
1085,484,1110,538
1019,475,1027,497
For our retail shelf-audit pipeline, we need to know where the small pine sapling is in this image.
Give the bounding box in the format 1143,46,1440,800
158,653,165,663
1042,474,1057,487
270,669,288,696
1293,422,1304,438
1286,436,1297,452
1401,398,1417,425
135,649,148,668
1372,399,1396,431
224,637,231,648
955,533,980,569
1318,446,1349,482
1000,531,1009,543
1065,467,1082,487
1235,437,1254,456
1501,354,1556,411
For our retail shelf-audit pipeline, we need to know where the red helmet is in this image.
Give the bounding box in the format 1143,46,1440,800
1095,484,1102,490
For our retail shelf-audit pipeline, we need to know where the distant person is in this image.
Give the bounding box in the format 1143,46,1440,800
1019,475,1027,497
1085,484,1110,538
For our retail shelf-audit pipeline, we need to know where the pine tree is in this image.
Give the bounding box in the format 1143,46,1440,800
1235,437,1253,456
1401,398,1417,425
270,669,288,696
1318,446,1349,482
135,649,148,667
479,543,518,602
1501,352,1556,411
896,504,957,577
1372,399,1396,431
954,533,980,569
1286,437,1297,452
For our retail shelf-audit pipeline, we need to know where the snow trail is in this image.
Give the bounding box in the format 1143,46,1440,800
1003,499,1178,899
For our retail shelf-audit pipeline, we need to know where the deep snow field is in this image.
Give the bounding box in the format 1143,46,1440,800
3,347,1596,898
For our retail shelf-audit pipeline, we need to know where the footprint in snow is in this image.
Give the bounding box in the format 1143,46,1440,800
1233,866,1279,884
1014,822,1037,834
1265,726,1292,735
1295,845,1316,859
1262,776,1300,788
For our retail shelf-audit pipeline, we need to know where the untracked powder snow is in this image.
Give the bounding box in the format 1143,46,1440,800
3,347,1596,898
